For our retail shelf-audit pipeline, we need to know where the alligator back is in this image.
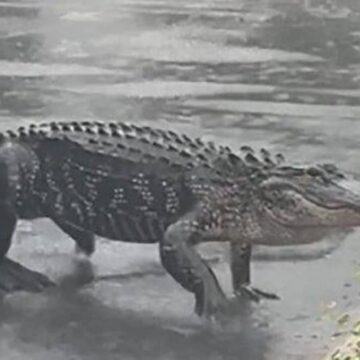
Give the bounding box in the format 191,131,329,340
9,121,235,243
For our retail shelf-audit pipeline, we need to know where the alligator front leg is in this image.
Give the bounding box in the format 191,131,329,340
230,242,279,302
160,218,227,318
0,202,54,294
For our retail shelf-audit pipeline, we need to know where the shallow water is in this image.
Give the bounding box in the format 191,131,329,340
1,0,360,359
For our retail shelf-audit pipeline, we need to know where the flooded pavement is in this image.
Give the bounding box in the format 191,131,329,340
1,0,360,359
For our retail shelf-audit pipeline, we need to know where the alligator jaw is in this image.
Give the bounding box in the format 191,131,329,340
299,176,360,228
261,172,360,230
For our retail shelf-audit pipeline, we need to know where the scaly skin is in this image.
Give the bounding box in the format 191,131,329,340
0,121,359,318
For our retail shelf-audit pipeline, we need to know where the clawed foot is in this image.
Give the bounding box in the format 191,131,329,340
235,285,280,303
0,257,54,293
194,282,228,319
194,282,279,319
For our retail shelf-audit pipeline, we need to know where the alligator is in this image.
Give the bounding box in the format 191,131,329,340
1,120,360,318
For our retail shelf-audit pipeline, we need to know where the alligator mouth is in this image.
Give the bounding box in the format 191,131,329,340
260,208,351,246
300,192,360,212
264,197,360,230
303,183,360,213
262,183,360,229
263,178,360,214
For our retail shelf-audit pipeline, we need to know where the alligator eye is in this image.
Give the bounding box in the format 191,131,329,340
321,163,337,173
307,167,323,177
321,163,345,179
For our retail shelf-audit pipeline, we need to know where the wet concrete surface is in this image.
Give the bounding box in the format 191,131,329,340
1,0,360,359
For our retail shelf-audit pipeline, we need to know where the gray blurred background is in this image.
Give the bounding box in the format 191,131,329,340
1,0,360,359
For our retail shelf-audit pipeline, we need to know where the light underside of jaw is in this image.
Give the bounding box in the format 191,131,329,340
250,209,342,246
259,226,344,246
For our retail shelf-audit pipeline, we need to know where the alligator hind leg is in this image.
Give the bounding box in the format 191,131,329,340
0,202,54,293
230,242,279,302
160,219,227,318
52,218,95,257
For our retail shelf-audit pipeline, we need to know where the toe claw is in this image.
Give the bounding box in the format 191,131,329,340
235,285,280,302
251,287,280,300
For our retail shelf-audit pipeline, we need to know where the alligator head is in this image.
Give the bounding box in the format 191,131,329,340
251,163,360,245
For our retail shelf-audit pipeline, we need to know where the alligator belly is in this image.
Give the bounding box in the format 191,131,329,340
90,211,165,243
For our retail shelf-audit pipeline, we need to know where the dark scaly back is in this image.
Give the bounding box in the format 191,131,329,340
6,121,240,243
33,121,240,172
18,121,257,181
